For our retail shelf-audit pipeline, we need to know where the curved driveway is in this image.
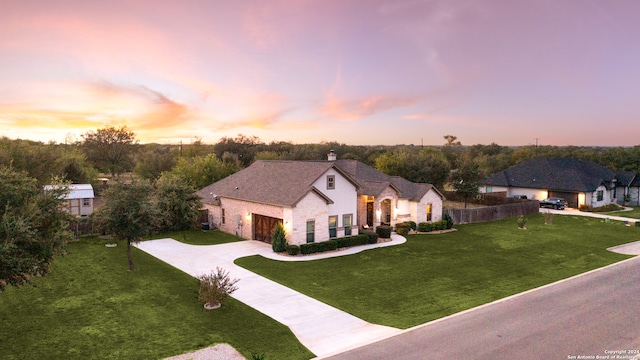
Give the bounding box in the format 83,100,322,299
134,236,406,358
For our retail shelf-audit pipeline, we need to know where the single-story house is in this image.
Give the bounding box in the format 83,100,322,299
44,184,95,217
479,157,640,208
197,151,445,245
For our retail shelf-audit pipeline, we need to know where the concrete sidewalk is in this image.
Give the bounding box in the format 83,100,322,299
134,236,405,357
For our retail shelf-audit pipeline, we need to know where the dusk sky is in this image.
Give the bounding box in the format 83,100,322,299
2,0,639,146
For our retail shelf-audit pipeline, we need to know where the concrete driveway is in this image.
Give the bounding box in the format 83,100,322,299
134,236,405,357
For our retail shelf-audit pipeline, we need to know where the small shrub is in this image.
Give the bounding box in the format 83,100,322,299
327,240,338,251
418,222,432,232
251,353,266,360
197,267,240,308
395,222,411,236
300,243,313,254
286,244,300,256
376,225,392,238
517,215,527,229
407,221,417,231
271,223,286,253
443,213,454,229
579,204,593,212
361,230,379,244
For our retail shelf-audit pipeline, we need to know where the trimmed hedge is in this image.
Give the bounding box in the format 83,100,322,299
286,244,300,256
417,218,454,233
360,230,379,244
376,225,392,238
395,222,411,236
579,204,623,213
299,234,371,255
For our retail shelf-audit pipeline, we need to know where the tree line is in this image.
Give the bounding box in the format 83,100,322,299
3,129,640,191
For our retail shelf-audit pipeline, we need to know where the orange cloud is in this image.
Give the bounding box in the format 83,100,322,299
0,81,190,138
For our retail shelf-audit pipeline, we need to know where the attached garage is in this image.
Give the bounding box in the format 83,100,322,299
548,191,579,208
253,214,282,243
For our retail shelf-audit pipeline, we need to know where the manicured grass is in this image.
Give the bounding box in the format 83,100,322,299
0,237,313,360
605,206,640,219
146,229,244,245
236,214,638,329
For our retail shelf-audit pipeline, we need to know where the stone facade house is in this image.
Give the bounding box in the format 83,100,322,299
197,152,444,245
480,157,640,208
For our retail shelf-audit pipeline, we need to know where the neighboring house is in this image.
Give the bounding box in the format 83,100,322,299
44,184,95,217
479,157,640,208
197,151,444,245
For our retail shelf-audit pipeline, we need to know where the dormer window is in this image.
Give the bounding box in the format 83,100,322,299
327,175,335,190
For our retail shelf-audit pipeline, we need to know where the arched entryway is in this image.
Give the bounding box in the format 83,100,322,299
380,199,392,226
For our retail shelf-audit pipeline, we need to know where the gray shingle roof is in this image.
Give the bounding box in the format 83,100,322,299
198,159,443,207
482,157,617,192
197,160,354,207
333,159,442,201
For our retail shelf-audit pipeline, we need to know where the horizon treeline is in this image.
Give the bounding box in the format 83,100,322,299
2,133,640,191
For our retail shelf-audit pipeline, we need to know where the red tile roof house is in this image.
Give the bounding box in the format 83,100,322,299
197,151,445,245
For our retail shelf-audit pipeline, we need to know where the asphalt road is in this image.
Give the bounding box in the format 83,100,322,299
323,257,640,360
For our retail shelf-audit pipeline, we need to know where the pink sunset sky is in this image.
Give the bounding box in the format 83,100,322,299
1,0,639,146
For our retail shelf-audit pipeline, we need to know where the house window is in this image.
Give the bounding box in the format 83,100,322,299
306,220,315,243
426,203,432,222
221,208,226,225
597,190,604,202
343,214,352,236
327,175,335,190
82,198,90,207
329,216,338,238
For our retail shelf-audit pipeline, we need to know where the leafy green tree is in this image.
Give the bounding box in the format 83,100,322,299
55,149,98,184
95,180,158,270
155,175,202,232
374,147,451,190
81,125,138,177
213,134,264,166
0,167,72,291
271,222,286,252
164,154,240,189
134,144,177,180
452,157,481,208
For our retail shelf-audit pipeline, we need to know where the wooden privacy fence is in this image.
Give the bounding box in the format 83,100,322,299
444,200,540,225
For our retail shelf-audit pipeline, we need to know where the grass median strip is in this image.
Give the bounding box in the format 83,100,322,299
0,235,313,360
236,214,637,329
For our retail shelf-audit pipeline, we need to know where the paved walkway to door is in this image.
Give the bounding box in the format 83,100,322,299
134,236,405,358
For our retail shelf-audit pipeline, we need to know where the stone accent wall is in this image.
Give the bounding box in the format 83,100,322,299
417,190,444,223
290,193,329,245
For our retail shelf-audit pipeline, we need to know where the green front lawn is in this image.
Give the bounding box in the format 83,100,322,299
236,214,638,329
0,236,313,360
605,206,640,219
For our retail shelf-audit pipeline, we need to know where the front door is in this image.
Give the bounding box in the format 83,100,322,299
366,201,374,227
253,214,282,243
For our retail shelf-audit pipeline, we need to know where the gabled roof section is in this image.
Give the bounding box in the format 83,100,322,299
197,160,354,207
44,184,95,199
616,171,637,187
482,157,617,192
334,159,444,200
